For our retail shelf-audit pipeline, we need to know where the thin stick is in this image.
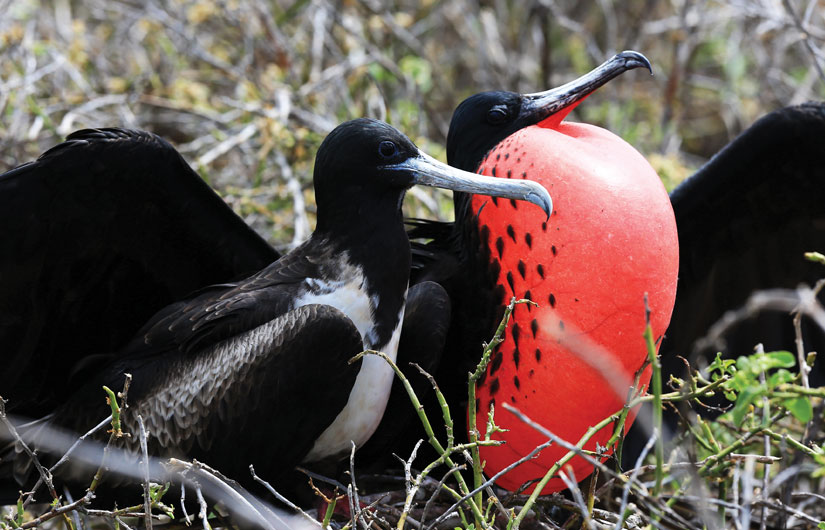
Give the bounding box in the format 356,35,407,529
643,294,664,498
0,398,61,504
137,415,153,530
195,486,212,530
16,491,94,530
425,438,555,530
89,375,132,493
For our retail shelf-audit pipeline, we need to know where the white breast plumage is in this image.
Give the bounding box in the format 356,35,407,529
292,256,406,461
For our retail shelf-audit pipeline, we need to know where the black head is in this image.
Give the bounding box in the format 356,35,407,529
314,119,418,201
446,51,651,172
446,91,527,171
312,119,426,235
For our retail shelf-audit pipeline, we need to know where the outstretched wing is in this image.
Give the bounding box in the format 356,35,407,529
0,128,279,415
663,102,825,379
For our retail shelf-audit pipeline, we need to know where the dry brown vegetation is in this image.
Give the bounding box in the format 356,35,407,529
2,0,823,246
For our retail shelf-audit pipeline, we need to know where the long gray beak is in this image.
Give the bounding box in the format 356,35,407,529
520,50,651,122
384,150,552,220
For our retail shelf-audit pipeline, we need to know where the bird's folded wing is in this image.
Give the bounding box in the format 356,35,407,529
3,304,363,490
130,245,329,356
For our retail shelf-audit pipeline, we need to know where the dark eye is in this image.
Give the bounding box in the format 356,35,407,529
487,106,508,125
378,141,398,159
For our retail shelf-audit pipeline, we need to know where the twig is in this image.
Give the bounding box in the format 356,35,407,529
557,468,590,529
425,439,554,530
751,497,824,525
501,403,640,529
15,492,93,529
180,483,191,524
0,398,61,504
695,285,825,356
349,441,369,530
398,439,424,529
248,465,320,529
195,485,211,530
644,294,664,498
195,123,258,167
613,432,656,530
137,415,153,530
418,464,465,528
273,149,310,249
89,375,132,492
43,415,112,484
781,0,825,83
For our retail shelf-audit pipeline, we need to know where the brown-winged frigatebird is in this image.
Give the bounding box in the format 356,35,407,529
0,118,552,501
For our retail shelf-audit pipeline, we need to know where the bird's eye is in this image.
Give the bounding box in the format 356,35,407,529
487,106,508,125
378,141,398,159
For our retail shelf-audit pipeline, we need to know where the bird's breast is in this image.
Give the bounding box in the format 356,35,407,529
296,260,408,461
302,301,405,462
297,277,375,349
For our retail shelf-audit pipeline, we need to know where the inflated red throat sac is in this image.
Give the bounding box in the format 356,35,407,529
471,107,679,493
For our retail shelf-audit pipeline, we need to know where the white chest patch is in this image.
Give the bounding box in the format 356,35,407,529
295,274,377,348
294,259,407,462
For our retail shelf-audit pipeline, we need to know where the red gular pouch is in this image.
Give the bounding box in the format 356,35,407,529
470,111,679,494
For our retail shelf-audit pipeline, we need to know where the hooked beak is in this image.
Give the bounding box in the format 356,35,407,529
383,150,553,220
519,50,651,124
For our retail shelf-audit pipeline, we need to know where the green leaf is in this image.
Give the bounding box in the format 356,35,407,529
709,352,735,380
726,350,796,394
783,397,813,424
737,350,794,375
762,350,796,368
731,385,762,426
767,369,795,388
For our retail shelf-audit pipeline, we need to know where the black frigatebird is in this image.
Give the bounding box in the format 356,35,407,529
1,119,552,499
403,59,825,487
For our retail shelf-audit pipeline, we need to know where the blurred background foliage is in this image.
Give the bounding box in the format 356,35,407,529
1,0,823,251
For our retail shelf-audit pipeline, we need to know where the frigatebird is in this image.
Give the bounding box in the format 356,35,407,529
404,63,825,486
0,119,552,500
